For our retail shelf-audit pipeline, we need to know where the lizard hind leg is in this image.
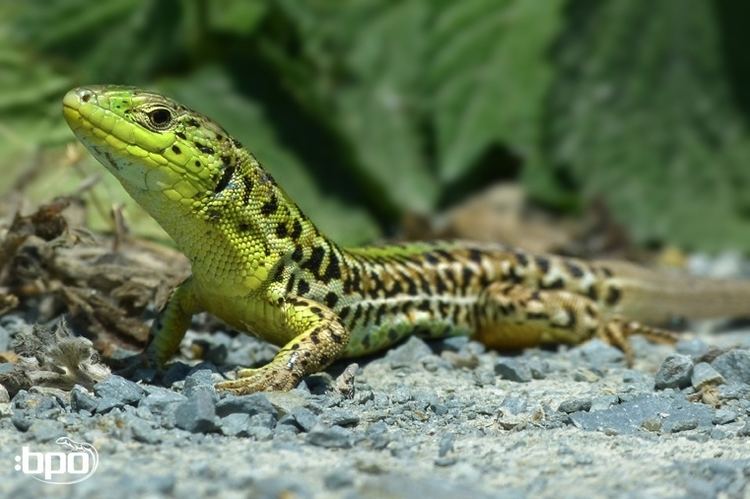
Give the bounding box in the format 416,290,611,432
215,295,350,394
598,318,679,366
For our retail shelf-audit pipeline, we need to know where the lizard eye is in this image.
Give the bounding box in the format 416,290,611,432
147,108,173,129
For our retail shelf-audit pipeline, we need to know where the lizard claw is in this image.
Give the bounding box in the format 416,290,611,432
215,365,298,394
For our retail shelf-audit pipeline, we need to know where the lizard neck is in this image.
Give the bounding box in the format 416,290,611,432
149,150,326,294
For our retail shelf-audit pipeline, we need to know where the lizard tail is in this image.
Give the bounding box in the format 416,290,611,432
601,260,750,324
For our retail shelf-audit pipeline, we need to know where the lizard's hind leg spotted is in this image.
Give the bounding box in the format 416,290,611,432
474,283,678,365
215,296,350,394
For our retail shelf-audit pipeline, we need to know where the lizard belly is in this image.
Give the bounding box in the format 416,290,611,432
197,290,294,347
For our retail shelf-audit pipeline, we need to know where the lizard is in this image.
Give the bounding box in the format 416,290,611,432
62,86,750,394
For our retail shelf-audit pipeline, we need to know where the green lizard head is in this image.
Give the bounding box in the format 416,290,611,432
63,86,319,287
63,86,238,209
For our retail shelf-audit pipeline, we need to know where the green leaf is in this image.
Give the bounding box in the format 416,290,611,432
541,0,750,250
274,0,439,213
429,0,564,183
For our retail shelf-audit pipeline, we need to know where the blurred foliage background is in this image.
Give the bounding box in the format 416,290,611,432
2,0,750,250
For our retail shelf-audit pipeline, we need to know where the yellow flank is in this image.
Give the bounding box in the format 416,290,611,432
63,86,750,394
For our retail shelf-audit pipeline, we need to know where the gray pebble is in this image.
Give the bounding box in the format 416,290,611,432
29,420,64,442
676,338,711,359
438,432,455,457
575,339,625,365
494,358,532,383
279,407,318,432
130,417,163,444
654,354,693,390
711,349,750,385
325,409,360,427
0,325,9,351
11,411,32,432
384,336,434,366
691,362,725,389
667,418,698,433
216,393,277,418
174,390,219,433
70,385,98,413
712,409,737,425
306,424,353,448
0,383,8,403
139,387,187,414
558,398,592,414
717,383,750,400
220,413,252,437
94,375,145,406
249,412,277,430
247,425,274,441
573,368,600,383
590,395,618,412
183,369,217,397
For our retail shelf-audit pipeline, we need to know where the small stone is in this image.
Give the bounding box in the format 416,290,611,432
575,339,625,364
573,368,600,383
558,398,592,414
438,433,455,457
711,350,750,385
220,413,252,437
306,424,353,448
264,391,310,416
139,387,187,414
641,417,662,432
130,418,162,444
247,425,274,441
668,418,698,433
325,409,360,427
494,358,532,383
94,375,145,406
654,354,693,390
384,336,434,366
249,412,276,430
174,390,219,433
691,362,725,389
0,326,9,351
590,396,618,412
70,385,98,413
11,411,31,432
676,338,711,359
183,369,216,397
216,393,277,418
710,428,727,440
279,407,318,432
717,383,750,400
29,420,64,442
712,409,737,425
438,336,470,352
0,383,9,403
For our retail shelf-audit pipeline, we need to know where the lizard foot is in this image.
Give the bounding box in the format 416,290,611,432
215,365,298,394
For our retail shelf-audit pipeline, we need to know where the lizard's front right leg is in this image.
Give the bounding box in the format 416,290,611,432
216,295,350,394
144,277,202,367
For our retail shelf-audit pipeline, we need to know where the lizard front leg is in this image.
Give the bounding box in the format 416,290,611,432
475,282,677,364
215,295,350,394
144,277,202,367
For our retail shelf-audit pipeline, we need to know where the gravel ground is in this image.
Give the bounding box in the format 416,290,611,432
1,256,750,498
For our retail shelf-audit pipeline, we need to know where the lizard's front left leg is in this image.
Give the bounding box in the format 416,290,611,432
215,296,350,394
